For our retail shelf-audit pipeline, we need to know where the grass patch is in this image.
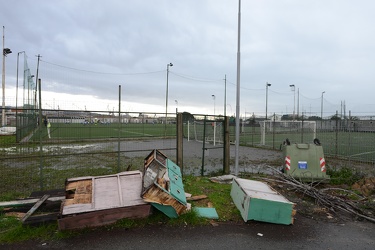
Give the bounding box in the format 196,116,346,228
183,176,240,222
0,215,58,243
0,135,16,148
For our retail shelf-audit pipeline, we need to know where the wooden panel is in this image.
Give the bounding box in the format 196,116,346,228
61,171,148,216
119,174,144,206
94,176,121,209
58,204,151,230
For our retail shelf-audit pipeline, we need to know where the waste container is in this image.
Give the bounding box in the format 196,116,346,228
282,139,330,182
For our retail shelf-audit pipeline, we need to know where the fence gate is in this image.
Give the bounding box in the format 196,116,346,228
179,114,229,176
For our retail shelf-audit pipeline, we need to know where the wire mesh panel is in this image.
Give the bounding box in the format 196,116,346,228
260,120,317,147
185,120,224,144
182,115,226,176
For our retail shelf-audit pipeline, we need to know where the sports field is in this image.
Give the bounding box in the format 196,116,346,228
7,121,375,164
29,122,177,141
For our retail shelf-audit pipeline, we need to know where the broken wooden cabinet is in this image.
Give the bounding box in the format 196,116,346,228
142,150,187,218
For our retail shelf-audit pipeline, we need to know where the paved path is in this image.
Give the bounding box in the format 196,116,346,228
3,214,374,249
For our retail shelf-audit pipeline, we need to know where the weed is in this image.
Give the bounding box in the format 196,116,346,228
327,166,364,185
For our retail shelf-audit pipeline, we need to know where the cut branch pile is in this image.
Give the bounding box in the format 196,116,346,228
262,168,375,223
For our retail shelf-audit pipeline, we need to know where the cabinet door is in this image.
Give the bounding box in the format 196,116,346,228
169,181,186,204
167,159,182,176
166,159,186,204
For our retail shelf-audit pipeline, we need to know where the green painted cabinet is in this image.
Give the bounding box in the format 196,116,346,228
231,178,295,225
142,150,187,218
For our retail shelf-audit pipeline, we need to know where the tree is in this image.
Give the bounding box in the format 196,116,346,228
308,116,321,121
182,112,195,123
330,114,341,120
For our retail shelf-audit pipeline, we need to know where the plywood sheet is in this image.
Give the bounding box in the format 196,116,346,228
61,170,147,215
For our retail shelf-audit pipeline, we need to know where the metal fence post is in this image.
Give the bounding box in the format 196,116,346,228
201,116,207,176
223,116,230,174
117,85,121,173
38,79,44,190
272,113,275,149
176,113,183,174
301,112,304,143
335,110,339,157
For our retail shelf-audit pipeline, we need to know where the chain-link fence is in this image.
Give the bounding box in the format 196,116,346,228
1,106,374,198
240,112,375,164
1,108,178,197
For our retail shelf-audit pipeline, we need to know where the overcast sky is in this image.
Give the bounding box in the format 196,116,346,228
2,0,375,117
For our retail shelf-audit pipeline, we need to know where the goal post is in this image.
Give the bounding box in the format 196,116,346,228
185,120,224,144
260,120,316,146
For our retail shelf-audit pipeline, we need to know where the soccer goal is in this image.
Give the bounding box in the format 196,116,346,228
260,120,316,146
186,120,224,145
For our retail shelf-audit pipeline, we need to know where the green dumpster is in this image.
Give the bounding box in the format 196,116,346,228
282,141,330,182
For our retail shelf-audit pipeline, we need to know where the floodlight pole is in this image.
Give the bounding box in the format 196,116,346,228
165,62,173,136
2,26,12,127
235,0,241,176
212,95,215,116
289,84,295,120
321,91,325,128
266,82,271,119
1,26,5,127
224,74,227,117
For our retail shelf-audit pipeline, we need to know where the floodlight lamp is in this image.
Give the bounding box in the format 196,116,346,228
3,48,12,56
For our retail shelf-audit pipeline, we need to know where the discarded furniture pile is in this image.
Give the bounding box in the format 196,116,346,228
1,149,300,230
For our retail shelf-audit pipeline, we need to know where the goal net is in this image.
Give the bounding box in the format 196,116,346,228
185,120,224,144
260,120,316,146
